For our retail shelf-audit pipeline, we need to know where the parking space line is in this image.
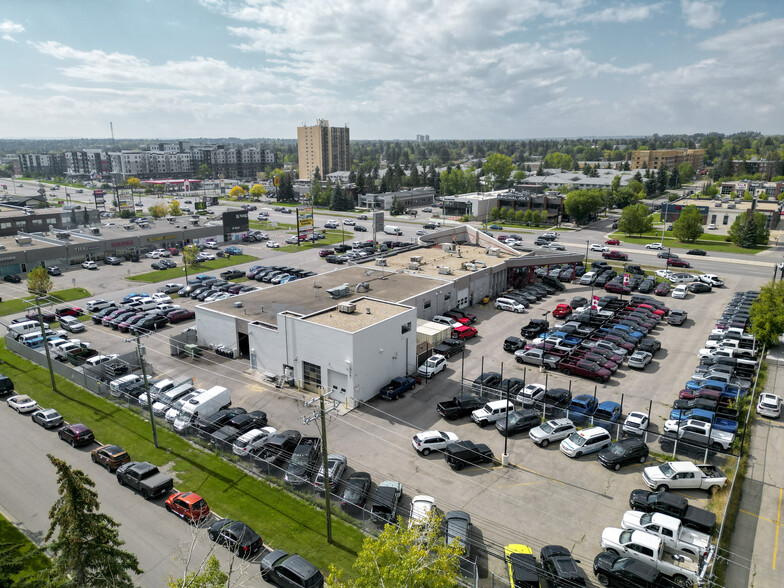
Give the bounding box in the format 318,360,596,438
739,509,778,525
497,480,552,489
775,488,782,570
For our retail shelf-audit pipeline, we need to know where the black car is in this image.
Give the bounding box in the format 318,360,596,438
570,296,588,309
260,550,324,588
340,472,372,511
503,336,525,353
151,259,177,270
637,278,656,294
131,314,169,334
521,319,550,339
92,306,119,324
540,545,586,587
496,409,541,437
637,337,662,355
686,249,707,256
628,489,688,518
220,269,245,280
194,408,247,439
597,438,649,471
3,274,21,283
543,388,573,416
687,282,712,294
472,372,502,393
445,510,473,563
208,519,263,558
593,552,664,588
47,266,62,276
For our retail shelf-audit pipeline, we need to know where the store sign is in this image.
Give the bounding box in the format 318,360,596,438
110,240,134,247
148,234,177,242
222,210,249,233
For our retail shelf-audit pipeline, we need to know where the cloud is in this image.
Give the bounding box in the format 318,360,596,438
680,0,724,30
0,19,24,42
699,18,784,53
582,2,666,24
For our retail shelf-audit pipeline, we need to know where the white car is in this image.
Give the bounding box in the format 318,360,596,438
153,248,171,257
645,243,663,250
156,303,181,313
655,269,673,279
495,299,526,313
266,241,280,248
409,495,436,529
196,252,217,261
623,412,650,436
7,394,38,413
323,220,339,229
516,383,547,407
417,354,447,377
589,244,608,252
151,293,172,303
707,223,717,230
82,260,97,270
671,285,688,299
204,242,219,250
699,274,724,287
628,351,653,369
411,430,459,455
757,393,782,419
85,299,114,312
205,292,231,302
528,418,576,447
343,219,355,226
145,250,161,259
233,426,278,456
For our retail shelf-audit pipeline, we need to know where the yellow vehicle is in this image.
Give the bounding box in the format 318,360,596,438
504,544,539,588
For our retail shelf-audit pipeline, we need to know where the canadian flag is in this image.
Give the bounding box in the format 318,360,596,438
623,273,630,286
591,295,600,310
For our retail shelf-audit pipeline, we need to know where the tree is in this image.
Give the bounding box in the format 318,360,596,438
618,203,654,236
355,172,366,195
327,511,462,588
249,184,267,200
148,203,168,218
512,169,527,182
45,454,142,587
197,164,211,179
389,196,406,216
126,177,142,195
229,185,246,200
277,173,297,203
739,214,759,248
483,153,514,189
169,200,183,217
728,211,769,247
749,280,784,348
27,266,53,296
183,244,200,268
564,189,604,224
168,555,227,588
672,205,704,243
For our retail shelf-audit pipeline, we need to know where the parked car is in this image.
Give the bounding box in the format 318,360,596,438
341,472,372,511
496,409,541,436
529,418,577,448
3,274,21,283
412,430,459,456
560,427,612,458
417,354,447,377
90,444,131,471
58,423,95,447
31,408,64,428
208,519,263,557
598,438,649,471
260,550,324,588
7,394,38,413
82,260,98,270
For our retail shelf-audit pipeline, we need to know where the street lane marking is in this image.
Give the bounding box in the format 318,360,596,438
739,509,778,525
775,488,782,570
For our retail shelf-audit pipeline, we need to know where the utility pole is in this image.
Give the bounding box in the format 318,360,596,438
126,333,158,448
33,296,57,392
303,388,340,544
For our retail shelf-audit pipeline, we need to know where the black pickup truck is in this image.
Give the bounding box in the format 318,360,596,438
284,436,322,486
443,441,494,471
629,489,716,535
116,461,174,500
434,338,465,359
257,430,302,470
520,319,550,339
437,394,489,421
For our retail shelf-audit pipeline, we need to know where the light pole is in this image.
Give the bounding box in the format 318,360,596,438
585,240,589,265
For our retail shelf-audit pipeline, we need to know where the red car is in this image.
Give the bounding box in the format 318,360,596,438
667,258,691,268
165,491,211,523
605,282,631,294
605,239,620,245
552,304,573,318
443,310,470,325
451,325,477,340
167,309,195,323
602,251,628,261
318,249,335,258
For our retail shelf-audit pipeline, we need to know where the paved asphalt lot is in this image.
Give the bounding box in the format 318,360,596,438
0,200,778,585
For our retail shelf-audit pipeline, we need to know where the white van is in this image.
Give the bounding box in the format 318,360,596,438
8,320,40,340
150,381,196,415
580,271,597,285
669,273,696,284
173,386,231,433
495,298,526,313
123,298,157,311
165,390,202,424
471,400,514,427
384,225,403,236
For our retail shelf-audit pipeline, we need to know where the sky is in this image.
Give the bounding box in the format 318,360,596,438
0,0,783,140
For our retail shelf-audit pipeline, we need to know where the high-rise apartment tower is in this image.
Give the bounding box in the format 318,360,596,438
297,119,351,181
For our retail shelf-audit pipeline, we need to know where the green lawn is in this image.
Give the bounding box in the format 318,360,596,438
278,230,354,252
249,220,298,231
0,511,51,581
0,288,92,317
127,255,259,283
609,232,768,255
0,341,364,577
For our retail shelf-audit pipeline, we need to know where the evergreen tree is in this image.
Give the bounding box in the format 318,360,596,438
390,196,406,216
45,454,142,587
277,173,297,203
740,214,759,248
355,172,366,195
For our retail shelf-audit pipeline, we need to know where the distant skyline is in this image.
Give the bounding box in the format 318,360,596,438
1,0,783,140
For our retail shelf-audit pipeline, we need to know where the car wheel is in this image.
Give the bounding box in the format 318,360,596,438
596,572,611,586
540,439,550,448
70,440,75,447
117,475,124,485
91,454,97,464
142,489,150,500
709,485,721,496
574,451,582,458
105,461,112,472
165,503,172,512
606,548,619,556
422,448,431,456
478,420,488,428
260,570,270,581
656,484,669,492
562,369,571,376
515,357,524,364
673,575,692,588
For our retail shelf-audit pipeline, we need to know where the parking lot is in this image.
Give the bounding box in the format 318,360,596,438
8,240,765,585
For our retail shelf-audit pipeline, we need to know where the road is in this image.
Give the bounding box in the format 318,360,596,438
0,404,267,587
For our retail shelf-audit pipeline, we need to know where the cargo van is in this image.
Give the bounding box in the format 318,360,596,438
149,381,196,414
8,320,40,340
173,386,231,433
384,225,403,236
19,333,45,348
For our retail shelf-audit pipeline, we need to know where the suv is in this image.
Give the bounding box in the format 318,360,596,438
471,400,513,427
59,315,86,333
560,426,612,458
443,441,493,470
370,480,403,525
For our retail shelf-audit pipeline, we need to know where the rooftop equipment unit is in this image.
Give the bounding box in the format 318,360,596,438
410,255,424,263
375,258,387,266
326,283,351,298
438,267,452,275
408,262,421,270
337,302,356,314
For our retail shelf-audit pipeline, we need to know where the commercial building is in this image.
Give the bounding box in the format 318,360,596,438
730,159,783,180
195,225,582,406
523,169,633,192
357,187,435,211
440,189,564,222
297,119,351,181
720,180,784,199
631,149,704,171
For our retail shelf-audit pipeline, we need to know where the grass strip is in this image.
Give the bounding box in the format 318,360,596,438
0,288,92,317
0,511,51,580
0,341,364,576
127,255,259,283
609,232,768,255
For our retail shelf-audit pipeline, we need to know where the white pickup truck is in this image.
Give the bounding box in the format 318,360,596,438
643,461,727,495
661,420,734,452
601,528,708,587
621,511,712,561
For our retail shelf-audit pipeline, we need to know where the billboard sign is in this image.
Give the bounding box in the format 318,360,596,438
373,211,385,233
297,206,313,238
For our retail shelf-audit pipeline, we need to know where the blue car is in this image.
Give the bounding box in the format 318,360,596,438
224,246,243,255
567,394,598,425
122,292,147,303
593,401,621,430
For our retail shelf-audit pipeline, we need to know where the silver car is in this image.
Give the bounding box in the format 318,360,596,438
528,418,576,448
32,408,64,428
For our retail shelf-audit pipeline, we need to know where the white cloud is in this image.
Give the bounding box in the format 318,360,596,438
0,19,24,42
582,2,666,24
680,0,724,30
699,18,784,53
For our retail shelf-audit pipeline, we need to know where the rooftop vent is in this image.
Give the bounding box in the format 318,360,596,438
15,236,32,245
410,255,424,263
233,301,243,308
337,302,356,314
375,258,387,266
462,262,477,271
486,247,500,257
355,282,370,293
326,283,351,298
55,231,70,240
408,262,421,270
441,243,454,252
438,267,452,275
90,227,101,235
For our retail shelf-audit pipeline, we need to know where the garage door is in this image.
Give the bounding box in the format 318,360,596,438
456,288,469,309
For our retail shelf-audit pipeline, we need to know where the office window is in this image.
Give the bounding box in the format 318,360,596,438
423,300,431,309
401,322,411,334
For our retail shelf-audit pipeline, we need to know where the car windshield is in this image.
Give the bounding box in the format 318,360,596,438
539,422,554,434
660,463,675,477
608,443,628,456
566,432,585,447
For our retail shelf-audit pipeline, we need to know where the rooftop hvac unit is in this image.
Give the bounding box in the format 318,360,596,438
15,236,32,245
355,282,370,293
462,262,477,271
487,247,500,257
233,301,243,308
55,232,70,239
442,243,454,252
326,283,351,298
410,255,424,263
375,258,387,266
90,227,101,235
337,302,356,314
408,262,421,270
438,267,452,275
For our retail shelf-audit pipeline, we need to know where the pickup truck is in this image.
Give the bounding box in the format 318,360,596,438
629,489,716,535
667,310,688,326
520,319,550,339
443,440,494,470
437,394,489,420
116,461,174,499
514,348,562,369
284,436,322,486
257,430,302,468
66,347,99,366
643,461,727,495
53,341,90,361
621,511,712,561
660,420,735,452
601,528,707,587
433,338,465,359
535,331,581,348
559,357,611,383
370,480,403,525
666,408,738,434
713,339,757,359
379,376,416,400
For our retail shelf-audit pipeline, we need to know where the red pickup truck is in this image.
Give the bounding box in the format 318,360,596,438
602,250,628,261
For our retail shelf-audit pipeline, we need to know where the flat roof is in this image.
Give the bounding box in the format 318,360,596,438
204,265,446,326
372,243,507,277
303,298,410,332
